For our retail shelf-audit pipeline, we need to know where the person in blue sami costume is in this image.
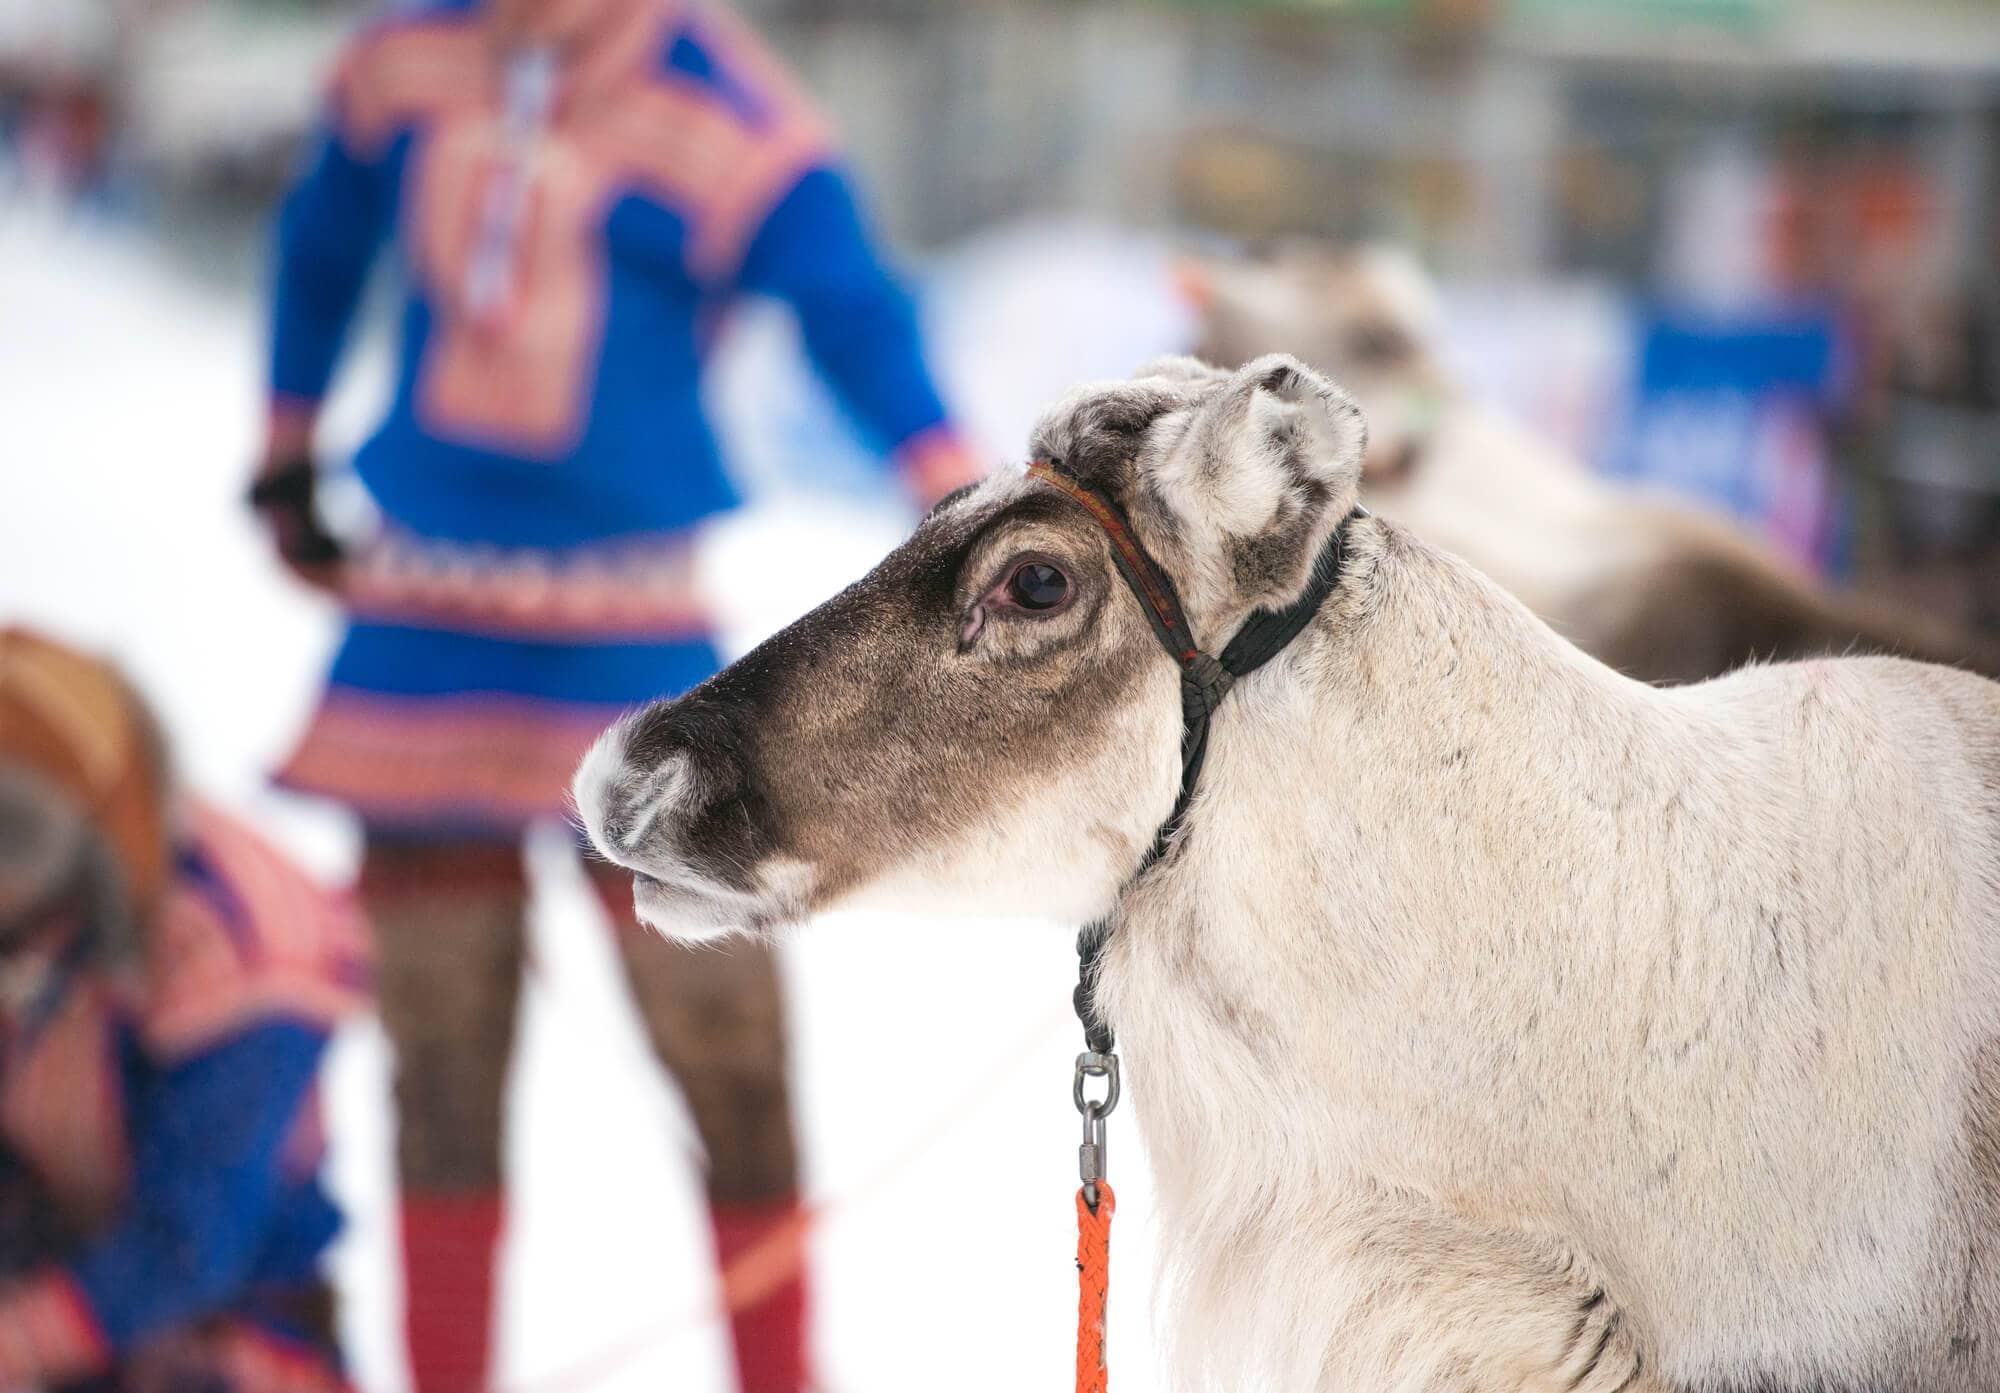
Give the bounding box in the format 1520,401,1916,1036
0,627,370,1393
248,3,982,1391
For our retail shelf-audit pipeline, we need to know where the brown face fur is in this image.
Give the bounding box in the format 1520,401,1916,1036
574,355,1368,938
604,488,1160,930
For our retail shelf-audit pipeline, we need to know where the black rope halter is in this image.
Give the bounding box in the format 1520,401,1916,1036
1025,459,1364,1057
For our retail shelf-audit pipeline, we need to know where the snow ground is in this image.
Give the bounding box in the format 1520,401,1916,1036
0,209,1168,1393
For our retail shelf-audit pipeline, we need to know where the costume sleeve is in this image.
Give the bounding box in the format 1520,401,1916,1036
735,165,981,503
268,109,396,415
0,1020,329,1381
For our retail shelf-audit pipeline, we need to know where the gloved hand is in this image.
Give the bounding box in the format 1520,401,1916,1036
0,1142,70,1277
248,455,345,593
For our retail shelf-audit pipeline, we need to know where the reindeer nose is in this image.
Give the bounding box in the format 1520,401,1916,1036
608,752,695,853
573,720,696,865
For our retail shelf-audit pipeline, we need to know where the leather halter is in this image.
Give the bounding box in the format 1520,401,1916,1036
1025,459,1364,1054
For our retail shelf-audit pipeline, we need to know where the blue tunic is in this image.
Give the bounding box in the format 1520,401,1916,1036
267,0,972,830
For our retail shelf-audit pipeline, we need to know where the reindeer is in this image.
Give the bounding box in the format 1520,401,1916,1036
577,354,2000,1393
1191,242,2000,686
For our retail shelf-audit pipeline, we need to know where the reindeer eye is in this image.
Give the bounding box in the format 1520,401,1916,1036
1007,562,1069,610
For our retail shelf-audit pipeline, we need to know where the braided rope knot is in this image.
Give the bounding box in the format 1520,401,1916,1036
1181,653,1235,722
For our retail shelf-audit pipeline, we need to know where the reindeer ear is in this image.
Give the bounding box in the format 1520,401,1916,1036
1238,353,1366,489
1157,352,1367,613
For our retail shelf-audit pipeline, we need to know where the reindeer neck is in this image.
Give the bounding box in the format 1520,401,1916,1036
1099,516,1669,1178
1152,511,1653,910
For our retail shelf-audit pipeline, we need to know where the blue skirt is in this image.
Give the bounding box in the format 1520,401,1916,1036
276,530,720,834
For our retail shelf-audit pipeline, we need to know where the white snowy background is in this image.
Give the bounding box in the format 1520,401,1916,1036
0,206,1194,1393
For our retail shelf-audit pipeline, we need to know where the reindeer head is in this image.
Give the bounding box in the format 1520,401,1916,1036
573,355,1366,940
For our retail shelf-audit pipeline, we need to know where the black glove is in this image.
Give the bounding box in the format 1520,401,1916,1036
0,1140,70,1275
248,455,344,566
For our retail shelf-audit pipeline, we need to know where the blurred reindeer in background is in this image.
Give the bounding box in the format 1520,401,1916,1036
1188,242,2000,686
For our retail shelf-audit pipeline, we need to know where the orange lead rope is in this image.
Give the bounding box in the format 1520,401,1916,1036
1075,1181,1116,1393
1073,1050,1120,1392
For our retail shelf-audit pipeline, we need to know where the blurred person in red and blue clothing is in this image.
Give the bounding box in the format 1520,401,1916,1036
248,2,982,1391
0,627,369,1393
